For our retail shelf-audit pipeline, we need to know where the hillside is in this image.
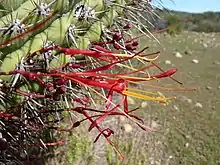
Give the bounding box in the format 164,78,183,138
152,9,220,33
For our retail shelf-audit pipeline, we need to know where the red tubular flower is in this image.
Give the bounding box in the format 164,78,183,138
90,45,114,53
0,112,14,119
153,68,178,79
112,33,123,41
71,77,126,93
132,41,139,46
94,128,114,143
88,104,121,131
123,23,132,30
0,2,196,162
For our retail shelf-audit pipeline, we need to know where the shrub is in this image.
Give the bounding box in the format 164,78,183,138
166,14,182,35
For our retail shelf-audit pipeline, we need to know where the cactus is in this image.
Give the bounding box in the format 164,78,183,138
0,0,192,164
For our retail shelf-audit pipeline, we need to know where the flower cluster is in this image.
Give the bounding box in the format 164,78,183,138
0,0,193,164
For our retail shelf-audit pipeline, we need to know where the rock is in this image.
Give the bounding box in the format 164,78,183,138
175,52,183,58
151,120,159,128
203,43,208,48
184,50,190,55
179,96,192,104
149,157,155,165
173,105,179,110
187,99,192,104
119,116,126,122
185,135,191,139
184,47,192,55
194,102,203,108
179,95,189,102
123,123,132,133
127,96,135,105
192,59,199,64
206,86,212,90
141,101,148,108
185,143,189,148
214,61,220,65
165,60,171,65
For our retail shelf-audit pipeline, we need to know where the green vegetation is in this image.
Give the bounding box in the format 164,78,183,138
66,134,93,165
105,139,148,165
156,9,220,33
167,14,182,35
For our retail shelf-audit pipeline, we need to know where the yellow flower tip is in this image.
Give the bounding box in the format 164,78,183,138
161,96,176,105
158,99,169,105
122,90,174,104
112,53,157,62
151,77,159,81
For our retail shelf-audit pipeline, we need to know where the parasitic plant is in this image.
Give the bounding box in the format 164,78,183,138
0,0,193,164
